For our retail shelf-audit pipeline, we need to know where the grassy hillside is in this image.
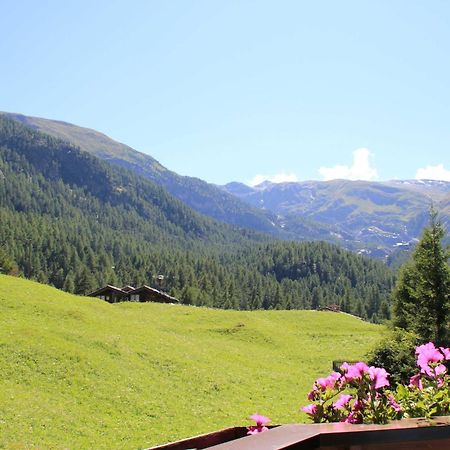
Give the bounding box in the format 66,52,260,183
0,276,385,449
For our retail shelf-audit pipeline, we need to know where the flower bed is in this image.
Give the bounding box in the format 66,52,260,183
302,342,449,424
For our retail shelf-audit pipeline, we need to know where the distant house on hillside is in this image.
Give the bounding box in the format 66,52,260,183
121,285,135,293
88,285,127,303
318,303,341,313
88,284,178,304
126,285,178,303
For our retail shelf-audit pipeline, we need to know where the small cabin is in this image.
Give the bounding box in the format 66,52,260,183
318,304,341,312
88,284,178,304
124,285,178,303
88,285,126,303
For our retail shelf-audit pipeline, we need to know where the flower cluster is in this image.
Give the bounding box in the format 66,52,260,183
395,342,450,418
415,342,449,380
302,362,399,424
247,414,271,435
301,342,450,424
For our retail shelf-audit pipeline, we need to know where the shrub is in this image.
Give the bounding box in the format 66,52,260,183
366,329,419,386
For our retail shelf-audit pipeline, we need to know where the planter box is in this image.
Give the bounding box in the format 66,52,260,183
148,417,450,450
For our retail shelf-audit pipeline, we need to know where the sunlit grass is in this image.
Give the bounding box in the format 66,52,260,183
0,275,386,449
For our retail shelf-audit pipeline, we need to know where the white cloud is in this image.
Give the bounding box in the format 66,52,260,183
319,148,378,181
415,164,450,181
248,172,298,187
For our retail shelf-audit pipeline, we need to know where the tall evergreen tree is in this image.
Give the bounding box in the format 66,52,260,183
393,210,450,346
75,268,97,295
0,246,17,275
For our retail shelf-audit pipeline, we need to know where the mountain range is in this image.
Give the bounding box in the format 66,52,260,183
223,179,450,258
1,112,449,259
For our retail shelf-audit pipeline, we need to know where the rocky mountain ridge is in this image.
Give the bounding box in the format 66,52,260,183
222,179,450,258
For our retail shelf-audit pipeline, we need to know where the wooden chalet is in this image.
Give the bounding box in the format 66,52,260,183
124,285,178,303
88,285,126,303
318,303,341,312
121,285,135,293
88,284,178,304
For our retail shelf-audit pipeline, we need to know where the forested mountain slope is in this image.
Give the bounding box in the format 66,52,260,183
3,113,449,259
0,116,394,319
1,112,291,238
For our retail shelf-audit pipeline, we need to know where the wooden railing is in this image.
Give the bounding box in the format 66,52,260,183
147,427,250,450
148,416,450,450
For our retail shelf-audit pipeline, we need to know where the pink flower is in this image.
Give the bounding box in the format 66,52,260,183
333,394,353,409
440,347,450,360
247,426,268,435
409,373,423,390
344,411,361,424
341,362,369,381
301,404,318,415
416,342,443,375
368,367,390,389
353,399,364,411
316,371,341,390
247,414,271,435
249,414,271,426
388,394,402,412
435,364,447,376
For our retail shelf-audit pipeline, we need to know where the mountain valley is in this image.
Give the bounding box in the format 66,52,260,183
0,115,394,320
4,112,448,258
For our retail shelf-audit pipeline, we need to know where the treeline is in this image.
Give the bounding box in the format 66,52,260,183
0,117,395,320
367,212,450,384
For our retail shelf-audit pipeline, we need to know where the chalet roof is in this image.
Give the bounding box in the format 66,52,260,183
88,284,125,297
121,285,135,293
129,285,178,302
88,284,179,303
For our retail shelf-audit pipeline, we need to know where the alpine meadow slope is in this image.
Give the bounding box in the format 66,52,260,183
0,275,385,449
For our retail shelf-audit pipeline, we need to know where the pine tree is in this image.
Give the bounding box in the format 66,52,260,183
63,272,76,293
392,210,450,346
75,268,96,295
0,246,17,275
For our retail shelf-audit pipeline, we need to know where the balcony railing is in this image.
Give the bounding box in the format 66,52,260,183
148,416,450,450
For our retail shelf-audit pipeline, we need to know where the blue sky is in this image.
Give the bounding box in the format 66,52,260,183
1,0,450,185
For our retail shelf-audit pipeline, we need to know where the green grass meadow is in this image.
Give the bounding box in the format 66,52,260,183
0,275,386,449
